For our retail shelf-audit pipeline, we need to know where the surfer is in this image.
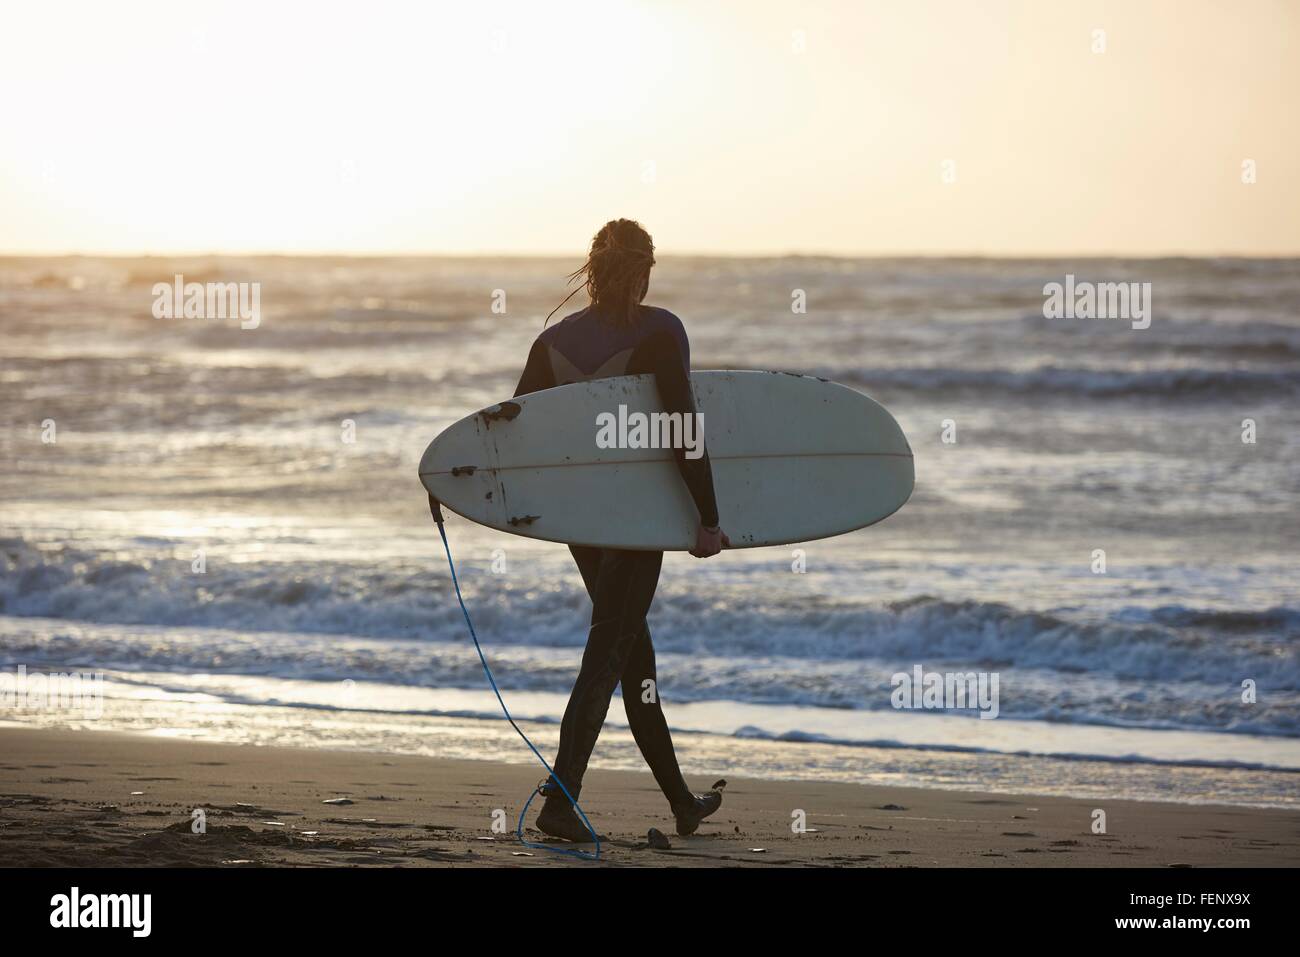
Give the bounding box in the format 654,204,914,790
512,219,728,841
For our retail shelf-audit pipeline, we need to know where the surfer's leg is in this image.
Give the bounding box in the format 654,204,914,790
569,545,690,804
620,622,692,807
567,544,602,600
549,547,663,799
620,615,725,833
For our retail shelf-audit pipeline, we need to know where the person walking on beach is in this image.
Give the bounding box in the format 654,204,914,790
511,219,727,841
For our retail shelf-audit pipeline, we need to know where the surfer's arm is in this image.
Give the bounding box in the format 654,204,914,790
631,330,720,530
513,338,555,397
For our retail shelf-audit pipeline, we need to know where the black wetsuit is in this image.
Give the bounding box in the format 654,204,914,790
513,303,718,807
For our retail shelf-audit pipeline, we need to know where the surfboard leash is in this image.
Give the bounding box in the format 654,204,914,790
428,493,601,861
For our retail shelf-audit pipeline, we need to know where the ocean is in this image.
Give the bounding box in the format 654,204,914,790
2,255,1297,807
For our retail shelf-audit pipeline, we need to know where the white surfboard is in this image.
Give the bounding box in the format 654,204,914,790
418,371,913,550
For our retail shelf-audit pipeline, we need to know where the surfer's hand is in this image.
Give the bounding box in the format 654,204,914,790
690,523,729,558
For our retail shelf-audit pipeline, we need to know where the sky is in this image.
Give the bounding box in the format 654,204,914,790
2,0,1297,257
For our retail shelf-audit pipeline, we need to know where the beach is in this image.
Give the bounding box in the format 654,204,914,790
3,0,1298,914
2,254,1298,870
3,727,1296,868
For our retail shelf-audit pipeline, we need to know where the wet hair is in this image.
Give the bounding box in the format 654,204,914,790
546,219,656,326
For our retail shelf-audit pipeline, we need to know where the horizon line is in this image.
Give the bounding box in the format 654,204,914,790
3,249,1299,261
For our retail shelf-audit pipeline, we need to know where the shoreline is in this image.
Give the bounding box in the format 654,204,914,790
3,657,1295,810
2,727,1296,868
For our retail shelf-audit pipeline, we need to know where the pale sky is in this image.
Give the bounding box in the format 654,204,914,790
2,0,1296,256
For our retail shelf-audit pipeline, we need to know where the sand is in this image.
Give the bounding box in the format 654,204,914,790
1,727,1295,868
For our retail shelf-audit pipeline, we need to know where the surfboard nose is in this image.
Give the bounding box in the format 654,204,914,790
417,438,441,491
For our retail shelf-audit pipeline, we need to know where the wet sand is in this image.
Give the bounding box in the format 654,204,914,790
1,727,1295,868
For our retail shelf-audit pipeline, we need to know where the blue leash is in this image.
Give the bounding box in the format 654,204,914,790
432,507,601,861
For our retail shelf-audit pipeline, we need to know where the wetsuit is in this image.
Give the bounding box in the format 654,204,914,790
512,303,718,808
